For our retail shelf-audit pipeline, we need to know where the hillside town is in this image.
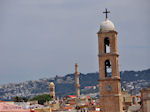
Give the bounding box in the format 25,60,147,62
0,65,150,112
1,69,150,101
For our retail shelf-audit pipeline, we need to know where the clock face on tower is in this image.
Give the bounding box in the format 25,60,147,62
105,85,112,91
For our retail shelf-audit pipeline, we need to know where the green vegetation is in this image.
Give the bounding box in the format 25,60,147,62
30,94,52,105
13,96,28,102
13,94,52,105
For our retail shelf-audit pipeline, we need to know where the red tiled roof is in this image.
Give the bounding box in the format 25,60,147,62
66,95,77,98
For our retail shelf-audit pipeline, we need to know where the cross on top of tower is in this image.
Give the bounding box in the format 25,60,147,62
103,8,110,19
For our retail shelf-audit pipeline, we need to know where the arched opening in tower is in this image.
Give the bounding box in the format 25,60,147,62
104,37,110,53
105,60,112,77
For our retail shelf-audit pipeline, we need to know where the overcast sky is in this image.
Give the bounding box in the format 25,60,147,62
0,0,149,84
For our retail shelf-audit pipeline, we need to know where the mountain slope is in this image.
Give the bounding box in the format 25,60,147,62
0,69,150,100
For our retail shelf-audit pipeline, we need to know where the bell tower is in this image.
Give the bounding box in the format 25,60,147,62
49,82,55,101
97,9,123,112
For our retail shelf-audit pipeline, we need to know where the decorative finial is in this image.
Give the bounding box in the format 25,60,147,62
75,63,78,73
75,63,78,67
75,63,79,75
103,8,110,20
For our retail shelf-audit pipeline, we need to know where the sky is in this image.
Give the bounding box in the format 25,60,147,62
0,0,150,85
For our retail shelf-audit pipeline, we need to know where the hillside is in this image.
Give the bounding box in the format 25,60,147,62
0,69,150,100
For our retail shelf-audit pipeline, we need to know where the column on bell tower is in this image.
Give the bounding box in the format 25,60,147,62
97,9,123,112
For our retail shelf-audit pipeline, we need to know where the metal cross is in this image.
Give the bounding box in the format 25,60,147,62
103,8,110,19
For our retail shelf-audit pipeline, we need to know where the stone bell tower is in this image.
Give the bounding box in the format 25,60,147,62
97,9,123,112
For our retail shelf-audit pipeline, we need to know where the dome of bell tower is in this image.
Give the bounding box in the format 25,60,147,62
99,19,115,32
49,82,55,87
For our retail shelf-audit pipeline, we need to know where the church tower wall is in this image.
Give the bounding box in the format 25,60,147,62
97,9,123,112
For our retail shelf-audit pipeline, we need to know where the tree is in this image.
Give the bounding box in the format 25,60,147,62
13,96,28,102
30,94,52,105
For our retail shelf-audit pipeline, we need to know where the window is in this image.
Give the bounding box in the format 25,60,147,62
50,88,54,91
104,37,110,53
105,60,112,77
